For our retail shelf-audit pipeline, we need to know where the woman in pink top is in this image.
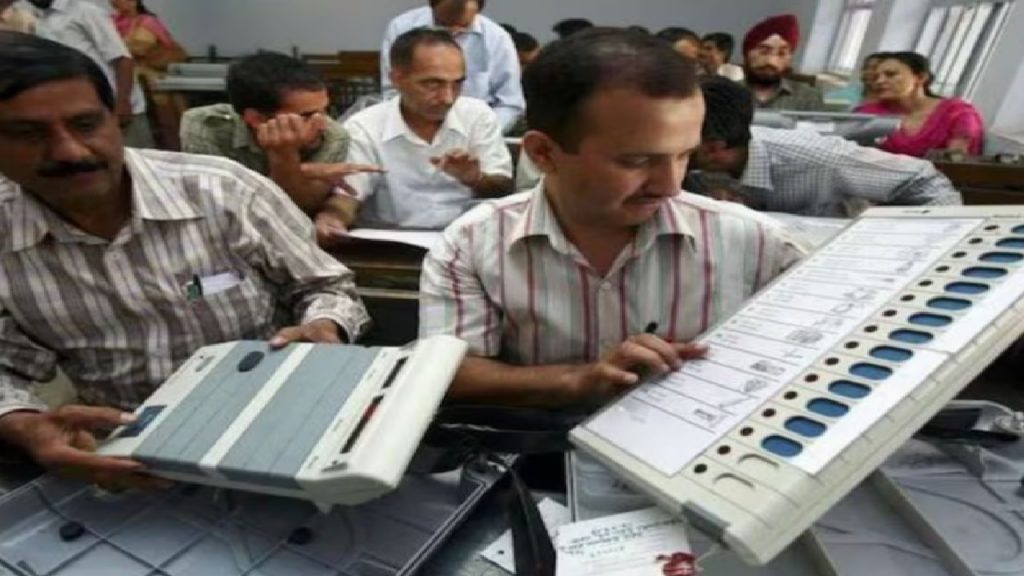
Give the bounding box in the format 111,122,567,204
110,0,184,83
855,52,984,158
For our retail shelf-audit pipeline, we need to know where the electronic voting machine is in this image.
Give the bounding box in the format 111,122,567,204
99,336,467,509
571,206,1024,565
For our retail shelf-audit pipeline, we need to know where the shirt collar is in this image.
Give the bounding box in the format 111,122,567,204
508,181,696,257
382,97,468,143
3,149,204,253
429,10,484,36
231,112,261,153
741,133,774,191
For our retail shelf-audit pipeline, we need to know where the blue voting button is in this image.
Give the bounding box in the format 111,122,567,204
829,380,872,399
928,297,972,311
996,238,1024,249
945,282,988,295
980,252,1023,264
890,329,934,344
909,313,953,327
962,267,1007,279
762,435,803,458
808,398,850,418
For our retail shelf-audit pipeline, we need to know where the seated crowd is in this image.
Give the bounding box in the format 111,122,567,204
0,0,989,488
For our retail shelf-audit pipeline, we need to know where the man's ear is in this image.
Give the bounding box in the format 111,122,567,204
522,130,561,175
241,109,267,129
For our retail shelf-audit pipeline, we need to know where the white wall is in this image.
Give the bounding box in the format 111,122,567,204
143,0,815,59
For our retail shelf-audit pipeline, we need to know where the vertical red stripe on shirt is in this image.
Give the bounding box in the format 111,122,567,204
699,211,713,333
578,266,593,361
497,208,519,339
619,263,630,341
525,241,540,362
668,237,682,340
448,246,464,339
754,223,766,290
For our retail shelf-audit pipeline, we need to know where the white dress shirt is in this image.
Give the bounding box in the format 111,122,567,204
32,0,145,114
343,96,513,230
718,63,745,82
380,6,524,133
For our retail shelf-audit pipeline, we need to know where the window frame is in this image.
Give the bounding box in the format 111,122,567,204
827,0,878,76
913,0,1013,97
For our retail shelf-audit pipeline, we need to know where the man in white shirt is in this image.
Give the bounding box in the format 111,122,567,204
380,0,524,133
343,28,513,230
26,0,152,148
700,32,744,82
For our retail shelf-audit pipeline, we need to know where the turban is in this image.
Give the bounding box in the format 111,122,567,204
743,14,800,54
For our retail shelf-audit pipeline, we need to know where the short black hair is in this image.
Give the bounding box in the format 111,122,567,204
524,28,699,151
514,32,539,53
627,25,651,35
552,18,594,39
428,0,486,11
389,27,463,71
226,52,325,115
702,32,735,60
699,76,754,148
0,31,115,111
656,27,700,45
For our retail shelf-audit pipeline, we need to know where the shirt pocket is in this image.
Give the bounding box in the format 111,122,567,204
187,273,274,343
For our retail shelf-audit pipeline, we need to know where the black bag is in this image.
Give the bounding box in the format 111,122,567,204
420,406,589,576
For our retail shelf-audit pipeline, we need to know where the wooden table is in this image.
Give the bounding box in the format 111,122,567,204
933,158,1024,205
331,240,426,346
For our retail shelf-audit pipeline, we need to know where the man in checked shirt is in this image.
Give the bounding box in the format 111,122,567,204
0,33,370,488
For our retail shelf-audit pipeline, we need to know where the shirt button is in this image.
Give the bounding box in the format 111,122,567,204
600,282,613,292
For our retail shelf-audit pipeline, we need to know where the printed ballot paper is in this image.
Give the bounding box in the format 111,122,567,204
555,507,695,576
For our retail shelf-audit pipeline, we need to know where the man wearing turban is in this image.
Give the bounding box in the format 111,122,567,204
742,14,826,111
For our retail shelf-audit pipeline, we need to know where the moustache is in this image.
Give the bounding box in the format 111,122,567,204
37,160,108,178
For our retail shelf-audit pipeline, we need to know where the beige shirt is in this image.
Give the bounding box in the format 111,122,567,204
0,4,35,33
0,149,369,417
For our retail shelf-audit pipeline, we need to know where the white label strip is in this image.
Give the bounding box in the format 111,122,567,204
197,344,314,479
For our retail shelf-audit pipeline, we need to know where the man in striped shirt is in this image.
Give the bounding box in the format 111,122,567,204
0,33,369,486
420,30,805,409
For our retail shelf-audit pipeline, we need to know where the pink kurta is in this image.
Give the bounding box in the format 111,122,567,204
855,98,985,158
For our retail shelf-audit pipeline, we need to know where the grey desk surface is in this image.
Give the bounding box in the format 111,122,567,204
2,360,1019,575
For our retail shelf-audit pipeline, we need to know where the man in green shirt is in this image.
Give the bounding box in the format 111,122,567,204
741,14,825,111
181,52,376,245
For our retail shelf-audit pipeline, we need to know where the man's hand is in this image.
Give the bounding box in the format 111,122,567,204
430,149,482,187
301,163,385,189
314,210,350,248
257,113,327,155
562,335,708,405
0,407,169,491
269,318,345,349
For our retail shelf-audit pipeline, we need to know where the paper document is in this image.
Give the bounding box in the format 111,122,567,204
346,228,442,251
584,217,986,476
480,498,572,573
556,507,694,576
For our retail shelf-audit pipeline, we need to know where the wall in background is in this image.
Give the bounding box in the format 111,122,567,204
141,0,813,58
